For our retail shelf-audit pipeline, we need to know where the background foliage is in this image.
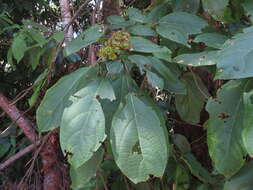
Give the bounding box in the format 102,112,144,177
1,0,253,189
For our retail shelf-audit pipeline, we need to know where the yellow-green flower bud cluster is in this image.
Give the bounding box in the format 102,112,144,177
99,31,131,61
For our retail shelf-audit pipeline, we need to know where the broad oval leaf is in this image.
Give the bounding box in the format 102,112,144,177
130,36,171,53
193,33,228,49
127,8,146,23
70,148,104,189
202,0,229,21
64,25,104,57
242,90,253,155
215,28,253,79
36,67,98,132
128,55,175,82
223,161,253,190
175,73,209,124
157,12,207,46
206,80,253,177
174,51,218,67
128,24,156,36
12,34,27,63
60,82,108,168
110,93,168,183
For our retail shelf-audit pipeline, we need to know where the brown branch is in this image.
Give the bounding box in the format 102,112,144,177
0,141,41,171
0,93,38,143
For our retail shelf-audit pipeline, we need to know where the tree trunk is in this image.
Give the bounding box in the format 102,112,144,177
59,0,74,42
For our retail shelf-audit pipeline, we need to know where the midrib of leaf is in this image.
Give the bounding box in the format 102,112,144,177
130,95,143,156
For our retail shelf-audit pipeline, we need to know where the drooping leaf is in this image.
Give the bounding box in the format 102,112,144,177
127,8,146,23
193,33,228,49
128,55,176,82
106,60,123,75
157,12,207,46
215,27,253,79
128,24,156,36
60,79,110,168
12,34,27,63
223,161,253,190
29,47,45,70
172,0,200,13
37,67,98,132
111,93,168,183
64,25,104,57
202,0,229,21
206,79,253,177
70,148,104,189
172,134,191,154
175,73,209,124
107,15,135,29
130,36,171,53
182,153,216,184
174,51,218,67
242,90,253,155
145,2,170,23
146,71,164,89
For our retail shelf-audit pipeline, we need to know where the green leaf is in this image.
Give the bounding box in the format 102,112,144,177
242,0,253,22
182,153,216,184
60,80,108,168
64,25,104,57
153,50,172,62
127,8,146,23
130,36,170,53
27,28,47,46
175,73,209,124
172,0,200,13
51,31,64,42
215,27,253,79
157,12,207,46
128,24,156,36
70,148,104,189
193,33,228,49
223,161,253,190
128,55,176,82
206,80,253,177
146,71,164,89
174,51,218,67
145,2,170,23
106,60,123,74
172,134,191,154
242,90,253,155
36,67,98,132
202,0,229,21
175,165,190,190
29,47,45,70
111,93,168,183
12,34,27,63
107,15,135,29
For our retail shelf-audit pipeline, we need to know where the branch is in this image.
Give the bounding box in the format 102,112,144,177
0,141,41,171
0,93,37,143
